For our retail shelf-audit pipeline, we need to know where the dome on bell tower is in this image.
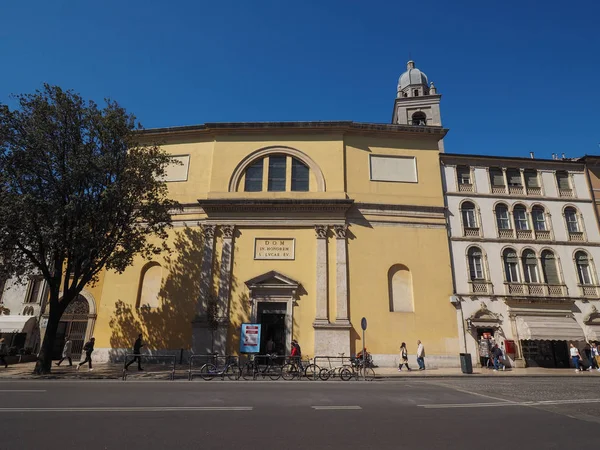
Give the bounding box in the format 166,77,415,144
398,60,429,91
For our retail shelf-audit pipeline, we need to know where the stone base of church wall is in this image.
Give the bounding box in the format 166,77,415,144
313,325,350,357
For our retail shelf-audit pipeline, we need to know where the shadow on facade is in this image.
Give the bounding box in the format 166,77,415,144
108,226,246,362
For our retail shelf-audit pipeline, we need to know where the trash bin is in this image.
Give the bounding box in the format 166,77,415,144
460,353,473,374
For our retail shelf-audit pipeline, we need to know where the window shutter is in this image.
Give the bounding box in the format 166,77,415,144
505,250,518,264
524,170,539,187
541,251,560,284
507,169,522,186
490,169,504,186
557,172,570,189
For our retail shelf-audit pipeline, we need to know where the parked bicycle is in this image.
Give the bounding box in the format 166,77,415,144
241,354,282,380
350,355,375,381
318,354,354,381
199,355,240,381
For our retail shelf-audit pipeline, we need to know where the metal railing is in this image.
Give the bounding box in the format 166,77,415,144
122,354,176,381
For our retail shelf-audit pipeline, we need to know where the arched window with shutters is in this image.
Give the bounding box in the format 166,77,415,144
503,248,520,283
531,206,547,231
495,203,512,237
522,249,539,283
513,204,529,230
460,201,479,236
388,265,414,312
467,247,485,281
541,250,560,285
575,251,594,285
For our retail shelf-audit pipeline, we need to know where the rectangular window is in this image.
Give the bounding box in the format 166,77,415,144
244,160,264,192
462,210,477,228
578,264,592,285
26,278,43,303
532,210,546,231
268,156,287,192
507,169,522,186
490,168,505,186
566,212,579,233
524,170,539,188
291,159,309,192
556,172,570,190
456,166,471,185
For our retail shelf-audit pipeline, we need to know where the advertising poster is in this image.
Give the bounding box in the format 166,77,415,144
240,323,261,353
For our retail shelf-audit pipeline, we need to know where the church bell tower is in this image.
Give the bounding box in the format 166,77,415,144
392,60,443,128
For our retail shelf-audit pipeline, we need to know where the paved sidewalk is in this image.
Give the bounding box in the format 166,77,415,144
2,362,600,380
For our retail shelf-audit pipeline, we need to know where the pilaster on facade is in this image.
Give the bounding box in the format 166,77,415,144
333,224,350,326
195,223,216,318
217,225,235,319
313,225,329,327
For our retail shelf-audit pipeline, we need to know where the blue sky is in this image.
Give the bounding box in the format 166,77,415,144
1,1,599,157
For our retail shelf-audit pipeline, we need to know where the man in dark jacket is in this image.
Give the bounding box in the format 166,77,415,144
77,337,95,371
125,334,144,371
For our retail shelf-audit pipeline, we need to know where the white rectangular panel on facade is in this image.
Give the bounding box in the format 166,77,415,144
162,155,190,182
370,155,417,183
254,238,295,260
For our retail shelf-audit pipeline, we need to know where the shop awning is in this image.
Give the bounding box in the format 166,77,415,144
517,315,585,341
0,316,37,334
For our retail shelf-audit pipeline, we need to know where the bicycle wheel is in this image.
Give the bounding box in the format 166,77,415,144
241,363,255,381
267,365,281,381
225,364,239,381
340,367,353,381
319,368,331,381
199,364,217,381
304,364,319,381
361,367,375,381
281,363,297,381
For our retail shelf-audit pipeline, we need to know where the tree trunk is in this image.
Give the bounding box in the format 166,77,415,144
33,292,64,375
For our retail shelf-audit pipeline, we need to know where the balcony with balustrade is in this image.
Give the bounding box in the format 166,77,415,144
458,183,474,193
463,227,481,238
559,188,574,198
526,186,542,196
568,231,585,242
534,229,551,240
516,229,533,240
579,285,600,298
508,185,524,195
498,228,514,239
504,283,568,297
469,281,494,295
491,184,507,194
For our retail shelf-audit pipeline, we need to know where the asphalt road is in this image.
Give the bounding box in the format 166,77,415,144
0,377,599,450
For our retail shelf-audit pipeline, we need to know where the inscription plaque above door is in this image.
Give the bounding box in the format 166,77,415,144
254,238,295,260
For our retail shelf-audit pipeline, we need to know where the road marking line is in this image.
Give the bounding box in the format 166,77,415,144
425,381,516,404
420,398,600,409
0,406,253,412
0,390,46,393
311,406,362,410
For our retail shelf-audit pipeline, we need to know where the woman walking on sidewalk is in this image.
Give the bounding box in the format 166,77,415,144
56,337,73,367
570,343,582,373
398,342,411,371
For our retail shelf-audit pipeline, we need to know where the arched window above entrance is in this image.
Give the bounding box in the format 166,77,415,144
388,265,414,312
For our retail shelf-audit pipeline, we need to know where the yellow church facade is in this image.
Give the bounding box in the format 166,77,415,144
90,62,460,366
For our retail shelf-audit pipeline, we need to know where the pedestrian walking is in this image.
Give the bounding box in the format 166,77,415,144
478,336,491,368
398,342,411,371
125,334,144,371
569,343,582,373
491,344,505,371
291,340,303,371
584,344,597,371
77,337,95,371
0,338,8,368
593,343,600,372
56,337,73,366
416,340,425,370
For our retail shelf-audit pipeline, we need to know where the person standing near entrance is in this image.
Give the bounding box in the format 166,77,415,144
592,343,600,372
77,337,95,371
266,337,275,355
0,338,7,368
416,340,425,370
56,337,73,366
491,344,505,371
570,343,582,373
291,340,303,371
398,342,411,371
125,334,144,371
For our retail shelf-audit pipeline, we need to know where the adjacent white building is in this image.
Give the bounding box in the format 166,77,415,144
0,276,43,352
442,153,600,368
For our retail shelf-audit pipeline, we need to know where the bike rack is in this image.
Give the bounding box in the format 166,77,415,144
122,354,176,381
188,354,241,381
